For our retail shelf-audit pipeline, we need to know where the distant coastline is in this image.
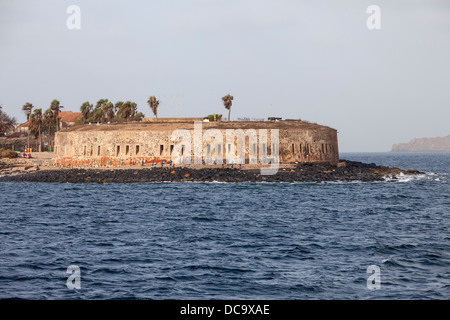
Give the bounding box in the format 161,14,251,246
392,135,450,152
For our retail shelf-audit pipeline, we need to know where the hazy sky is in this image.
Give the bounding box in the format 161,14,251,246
1,0,449,151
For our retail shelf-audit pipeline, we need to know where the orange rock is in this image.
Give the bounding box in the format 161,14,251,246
171,171,176,174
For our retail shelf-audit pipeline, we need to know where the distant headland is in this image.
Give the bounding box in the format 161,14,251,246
392,135,450,152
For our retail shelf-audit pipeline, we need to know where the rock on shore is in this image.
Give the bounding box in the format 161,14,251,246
0,160,424,183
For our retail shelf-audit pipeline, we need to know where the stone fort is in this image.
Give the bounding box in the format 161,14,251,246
54,118,339,166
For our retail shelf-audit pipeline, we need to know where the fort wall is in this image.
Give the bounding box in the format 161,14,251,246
54,120,339,166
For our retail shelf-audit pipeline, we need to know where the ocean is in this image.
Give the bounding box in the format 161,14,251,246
0,152,448,299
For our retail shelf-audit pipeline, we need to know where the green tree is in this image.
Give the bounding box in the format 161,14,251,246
117,102,128,119
29,108,44,152
80,101,93,121
50,99,63,132
103,102,115,122
147,96,160,118
0,106,17,136
91,107,104,121
114,101,124,118
129,102,137,118
95,99,109,122
43,109,55,136
22,103,34,121
134,112,145,119
116,101,138,120
222,94,233,121
21,102,34,149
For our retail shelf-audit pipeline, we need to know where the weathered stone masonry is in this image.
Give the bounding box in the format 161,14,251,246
54,120,339,166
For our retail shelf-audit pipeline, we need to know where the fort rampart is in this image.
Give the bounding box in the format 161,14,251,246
54,119,339,167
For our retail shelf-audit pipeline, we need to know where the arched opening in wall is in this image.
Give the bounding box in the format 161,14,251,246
84,145,86,156
136,145,140,155
322,143,324,154
126,145,130,156
98,146,101,156
90,145,93,156
160,145,164,156
292,144,295,155
116,145,120,156
217,144,221,158
181,144,185,156
170,145,174,156
262,143,267,156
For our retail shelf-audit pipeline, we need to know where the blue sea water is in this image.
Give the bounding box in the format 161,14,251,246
0,152,448,300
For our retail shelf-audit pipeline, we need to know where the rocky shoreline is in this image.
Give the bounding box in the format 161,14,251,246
0,160,424,183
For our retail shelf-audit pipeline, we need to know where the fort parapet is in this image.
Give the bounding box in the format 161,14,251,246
54,119,339,167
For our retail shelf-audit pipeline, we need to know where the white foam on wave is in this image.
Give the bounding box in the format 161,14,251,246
397,173,425,183
383,172,442,183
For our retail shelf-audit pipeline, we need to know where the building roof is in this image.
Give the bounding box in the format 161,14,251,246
59,119,337,133
58,111,72,119
61,112,82,122
19,110,81,127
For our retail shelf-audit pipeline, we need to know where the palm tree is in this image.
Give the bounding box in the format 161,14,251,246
117,102,127,119
29,108,44,152
147,96,159,118
114,101,124,118
103,102,115,122
129,102,137,118
22,102,34,120
50,99,62,132
22,103,34,151
43,109,55,135
86,99,105,122
222,94,233,121
80,102,93,121
95,99,109,122
120,101,133,120
91,108,104,121
95,99,108,109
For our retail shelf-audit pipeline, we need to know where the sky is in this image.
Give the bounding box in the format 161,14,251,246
0,0,449,152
